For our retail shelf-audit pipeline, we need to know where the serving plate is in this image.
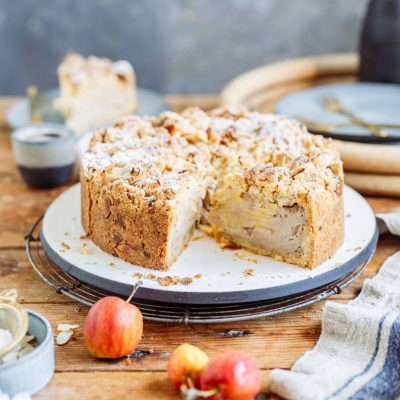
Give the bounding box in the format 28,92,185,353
38,184,377,305
6,87,169,130
276,82,400,143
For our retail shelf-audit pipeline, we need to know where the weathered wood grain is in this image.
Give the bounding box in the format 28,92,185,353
36,371,272,400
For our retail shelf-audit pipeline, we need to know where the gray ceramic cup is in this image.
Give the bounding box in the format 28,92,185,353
12,123,76,189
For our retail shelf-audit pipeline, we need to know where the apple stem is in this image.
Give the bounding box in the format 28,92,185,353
126,281,143,304
180,384,217,400
187,376,194,388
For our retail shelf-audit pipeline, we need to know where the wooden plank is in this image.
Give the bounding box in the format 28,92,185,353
0,97,18,127
0,127,20,184
365,196,400,213
25,301,321,372
0,183,67,248
35,371,272,400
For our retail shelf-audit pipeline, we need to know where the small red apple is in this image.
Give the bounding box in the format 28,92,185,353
84,296,143,359
168,343,209,390
200,351,261,400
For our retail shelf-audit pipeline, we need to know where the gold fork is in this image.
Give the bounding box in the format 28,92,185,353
296,116,400,132
320,92,388,138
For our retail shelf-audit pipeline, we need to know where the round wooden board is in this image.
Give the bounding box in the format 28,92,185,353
221,53,358,112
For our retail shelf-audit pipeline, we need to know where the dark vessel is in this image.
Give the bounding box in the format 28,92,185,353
359,0,400,82
17,164,74,189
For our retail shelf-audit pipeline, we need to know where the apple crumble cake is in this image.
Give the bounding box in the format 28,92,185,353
81,107,344,270
54,53,137,133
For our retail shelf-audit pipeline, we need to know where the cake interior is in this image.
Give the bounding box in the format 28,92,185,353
166,180,204,265
209,186,308,264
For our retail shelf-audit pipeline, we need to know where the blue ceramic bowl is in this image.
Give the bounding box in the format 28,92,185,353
0,310,54,396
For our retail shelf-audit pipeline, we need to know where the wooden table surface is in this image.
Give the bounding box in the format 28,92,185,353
1,96,400,400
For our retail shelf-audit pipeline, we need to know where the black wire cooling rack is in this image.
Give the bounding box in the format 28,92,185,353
26,215,374,324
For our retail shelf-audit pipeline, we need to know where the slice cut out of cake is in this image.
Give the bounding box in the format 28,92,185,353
208,158,344,268
54,53,137,133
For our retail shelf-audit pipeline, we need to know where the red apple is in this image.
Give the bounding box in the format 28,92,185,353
200,351,261,400
84,296,143,358
168,343,209,390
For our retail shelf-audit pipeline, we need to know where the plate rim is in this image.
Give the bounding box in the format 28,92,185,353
40,229,378,305
39,184,378,305
6,87,170,130
275,81,400,142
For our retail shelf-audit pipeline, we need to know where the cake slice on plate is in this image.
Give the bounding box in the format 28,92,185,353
54,53,137,133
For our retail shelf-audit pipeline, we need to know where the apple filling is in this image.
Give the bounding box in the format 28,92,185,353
209,184,310,264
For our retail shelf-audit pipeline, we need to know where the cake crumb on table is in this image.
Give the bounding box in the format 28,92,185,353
235,252,259,264
179,277,193,285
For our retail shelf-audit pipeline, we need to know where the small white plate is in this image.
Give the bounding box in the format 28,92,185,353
6,87,169,131
40,184,377,304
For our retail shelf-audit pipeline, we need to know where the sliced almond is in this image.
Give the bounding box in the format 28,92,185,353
57,323,79,332
56,330,74,346
1,349,18,363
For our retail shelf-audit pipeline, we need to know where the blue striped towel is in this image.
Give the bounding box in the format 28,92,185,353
270,212,400,400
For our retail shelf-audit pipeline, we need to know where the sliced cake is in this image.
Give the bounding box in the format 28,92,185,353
54,53,137,133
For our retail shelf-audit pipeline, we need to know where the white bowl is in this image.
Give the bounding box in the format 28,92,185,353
0,310,54,396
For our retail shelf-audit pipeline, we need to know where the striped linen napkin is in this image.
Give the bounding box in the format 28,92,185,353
270,211,400,400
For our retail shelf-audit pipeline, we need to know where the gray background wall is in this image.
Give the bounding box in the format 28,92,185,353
0,0,368,95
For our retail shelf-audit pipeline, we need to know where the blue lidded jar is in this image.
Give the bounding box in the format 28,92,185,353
11,123,76,189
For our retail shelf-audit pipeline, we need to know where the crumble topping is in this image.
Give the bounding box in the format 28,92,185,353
82,106,342,211
58,53,134,83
